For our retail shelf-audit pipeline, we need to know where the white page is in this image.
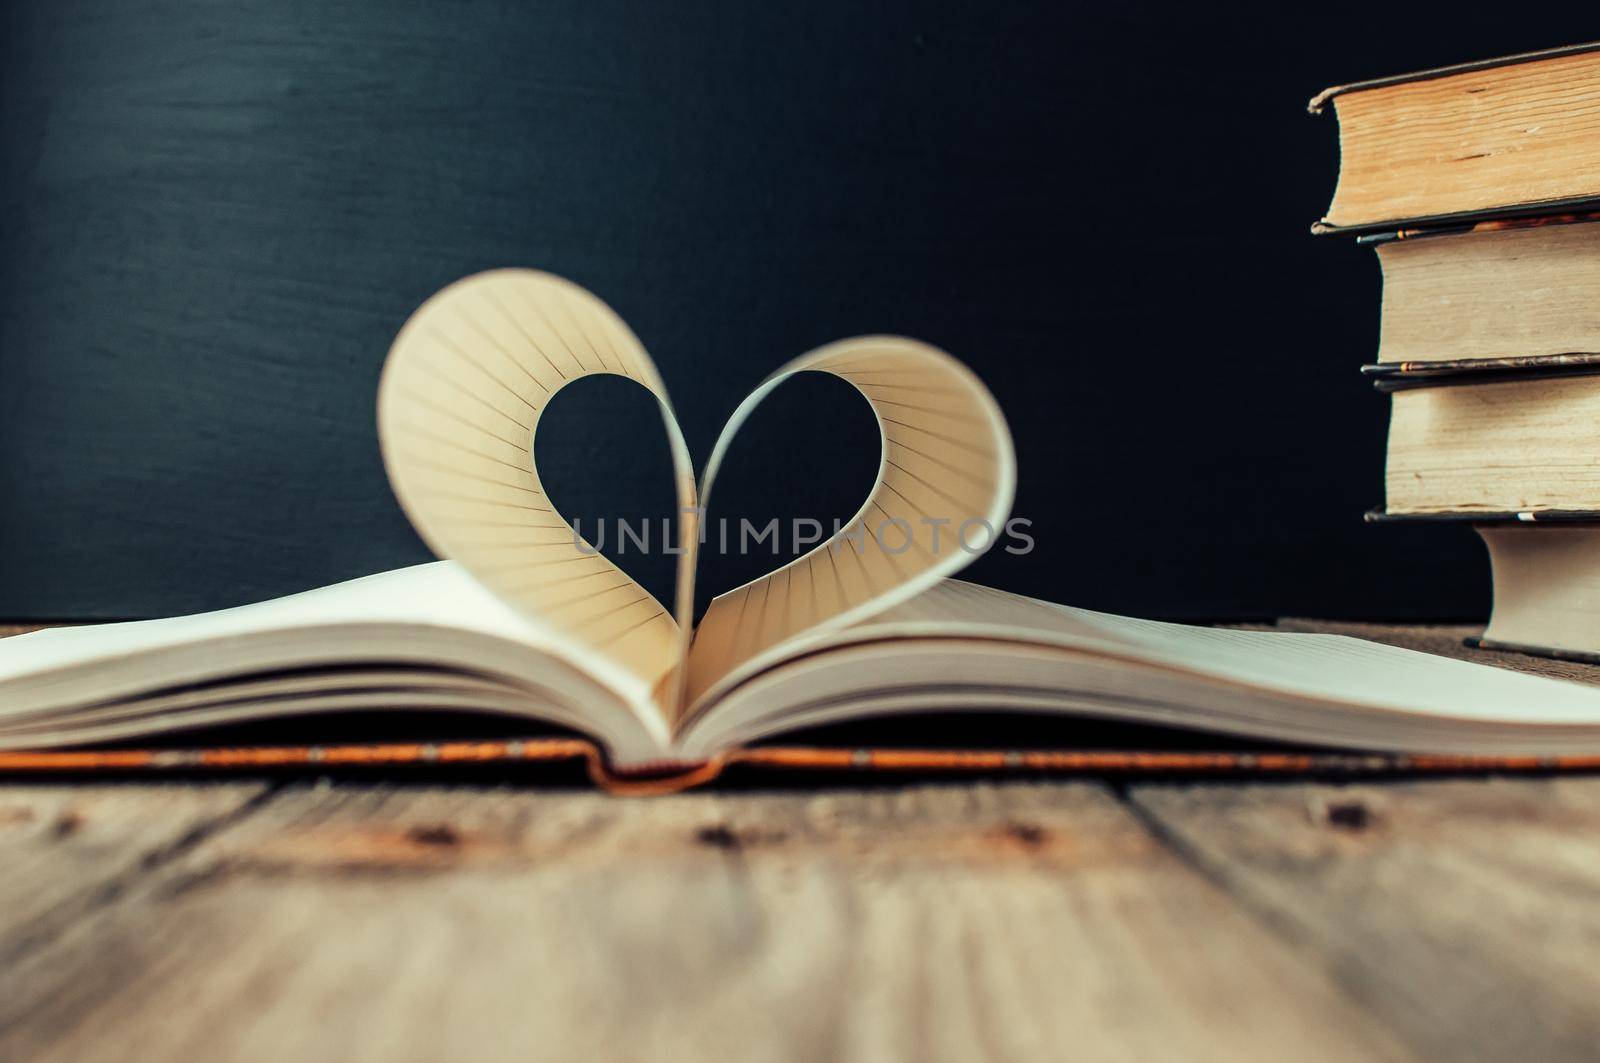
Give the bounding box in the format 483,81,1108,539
693,579,1600,729
0,562,535,682
378,269,692,706
1060,607,1600,724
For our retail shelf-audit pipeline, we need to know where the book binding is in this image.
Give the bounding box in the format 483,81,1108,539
1355,210,1600,246
1313,197,1600,237
1366,508,1600,525
1362,353,1600,392
1,738,1598,794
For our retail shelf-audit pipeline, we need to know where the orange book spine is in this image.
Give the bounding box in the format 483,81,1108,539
2,740,1599,794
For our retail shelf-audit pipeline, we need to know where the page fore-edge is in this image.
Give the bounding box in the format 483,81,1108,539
1306,42,1600,235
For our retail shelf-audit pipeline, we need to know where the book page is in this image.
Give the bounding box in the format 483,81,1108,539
680,580,1600,756
684,338,1016,710
887,582,1600,723
0,562,669,760
378,270,697,708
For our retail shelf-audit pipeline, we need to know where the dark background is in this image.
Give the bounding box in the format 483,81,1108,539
3,1,1597,622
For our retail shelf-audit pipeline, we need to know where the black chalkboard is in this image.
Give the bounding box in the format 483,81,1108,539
3,1,1594,621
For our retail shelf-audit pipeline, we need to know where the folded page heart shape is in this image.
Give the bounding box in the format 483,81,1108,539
378,270,1014,722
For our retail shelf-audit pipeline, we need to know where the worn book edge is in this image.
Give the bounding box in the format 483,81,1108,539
1362,354,1600,392
1467,636,1600,669
1355,210,1600,245
1308,45,1600,235
1366,508,1600,525
1312,196,1600,237
1307,40,1600,113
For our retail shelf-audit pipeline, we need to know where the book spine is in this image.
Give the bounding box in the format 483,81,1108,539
7,741,1600,789
0,738,595,772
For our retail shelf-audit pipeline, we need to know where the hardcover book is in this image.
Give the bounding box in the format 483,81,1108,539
1312,43,1600,233
1383,374,1600,515
1473,524,1600,663
1366,214,1600,368
7,270,1600,791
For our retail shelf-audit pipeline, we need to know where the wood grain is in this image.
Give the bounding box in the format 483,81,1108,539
0,783,270,966
0,620,1596,1060
1129,776,1600,1063
0,782,1412,1063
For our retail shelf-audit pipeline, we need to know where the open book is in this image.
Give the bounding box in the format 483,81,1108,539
6,270,1600,791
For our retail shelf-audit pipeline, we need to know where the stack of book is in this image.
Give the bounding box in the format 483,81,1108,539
1313,42,1600,660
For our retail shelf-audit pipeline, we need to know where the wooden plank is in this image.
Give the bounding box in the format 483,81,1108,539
0,782,272,965
1128,776,1600,1063
0,782,1413,1063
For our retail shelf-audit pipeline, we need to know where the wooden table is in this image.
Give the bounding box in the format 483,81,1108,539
1,622,1597,1062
